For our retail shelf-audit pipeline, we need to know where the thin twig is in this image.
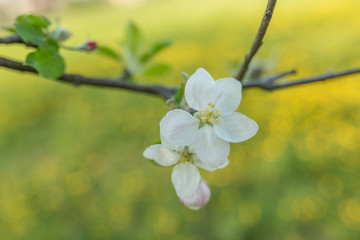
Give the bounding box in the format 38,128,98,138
235,0,277,82
243,68,360,90
243,69,297,88
2,55,359,96
1,34,360,96
0,56,177,100
0,34,37,47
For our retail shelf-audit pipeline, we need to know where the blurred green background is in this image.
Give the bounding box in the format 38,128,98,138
1,0,360,239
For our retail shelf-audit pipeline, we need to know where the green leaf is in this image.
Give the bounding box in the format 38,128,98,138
174,81,185,105
97,45,121,61
124,20,142,55
1,27,17,33
122,45,141,74
140,40,171,63
14,14,50,46
27,15,50,28
25,39,65,79
143,63,170,77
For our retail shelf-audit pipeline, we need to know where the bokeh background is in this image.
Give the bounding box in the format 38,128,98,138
1,0,360,239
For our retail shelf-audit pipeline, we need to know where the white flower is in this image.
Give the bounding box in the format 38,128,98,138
160,68,259,168
180,181,211,210
143,135,228,198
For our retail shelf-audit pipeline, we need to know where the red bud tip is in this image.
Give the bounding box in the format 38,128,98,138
86,41,97,50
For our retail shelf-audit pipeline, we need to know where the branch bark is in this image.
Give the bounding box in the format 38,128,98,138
1,32,360,98
0,56,177,100
1,55,359,97
234,0,277,82
0,34,37,47
243,68,360,90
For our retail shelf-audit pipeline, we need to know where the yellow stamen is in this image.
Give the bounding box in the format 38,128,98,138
197,102,221,126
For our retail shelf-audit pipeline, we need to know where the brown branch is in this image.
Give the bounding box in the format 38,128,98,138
235,0,277,82
243,68,360,90
0,56,177,100
0,34,37,47
1,34,360,96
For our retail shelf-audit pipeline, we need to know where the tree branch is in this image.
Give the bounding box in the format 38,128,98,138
242,68,360,90
0,56,177,100
0,34,37,47
1,34,360,97
235,0,277,82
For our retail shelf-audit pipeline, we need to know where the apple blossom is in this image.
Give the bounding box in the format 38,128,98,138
160,68,259,168
143,135,228,199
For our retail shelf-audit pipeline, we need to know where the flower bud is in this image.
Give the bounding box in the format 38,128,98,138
84,41,97,51
180,181,211,210
74,40,98,51
52,26,72,42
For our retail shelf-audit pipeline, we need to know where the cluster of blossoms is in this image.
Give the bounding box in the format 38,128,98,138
144,68,259,210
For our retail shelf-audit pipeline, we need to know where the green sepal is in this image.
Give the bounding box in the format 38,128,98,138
198,122,205,129
173,81,185,105
148,159,165,168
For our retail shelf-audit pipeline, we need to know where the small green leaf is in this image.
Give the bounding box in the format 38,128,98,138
27,15,50,28
1,27,17,33
140,40,171,63
143,63,170,77
14,14,50,46
25,39,65,79
122,45,141,74
97,45,121,61
174,81,185,105
124,20,142,55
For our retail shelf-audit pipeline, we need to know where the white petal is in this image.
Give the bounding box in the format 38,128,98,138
211,77,242,116
214,112,259,143
180,181,211,210
194,157,229,171
160,109,199,146
184,68,216,110
143,144,178,166
171,162,201,198
192,125,230,168
160,134,182,152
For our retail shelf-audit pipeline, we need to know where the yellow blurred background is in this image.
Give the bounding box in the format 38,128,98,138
0,0,360,239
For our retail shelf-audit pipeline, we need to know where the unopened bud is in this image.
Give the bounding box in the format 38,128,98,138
74,40,98,51
85,41,97,51
52,26,72,42
180,181,211,210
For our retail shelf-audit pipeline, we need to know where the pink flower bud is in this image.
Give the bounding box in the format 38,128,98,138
85,41,97,51
74,40,98,51
180,181,211,210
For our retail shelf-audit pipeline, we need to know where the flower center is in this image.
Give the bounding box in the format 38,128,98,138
194,102,221,128
179,146,193,164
